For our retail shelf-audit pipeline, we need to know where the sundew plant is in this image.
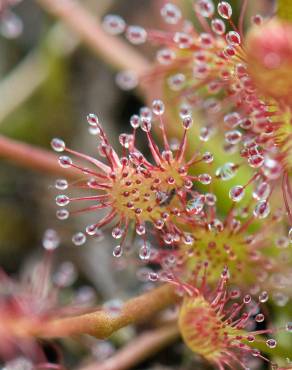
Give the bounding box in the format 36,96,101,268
1,0,292,369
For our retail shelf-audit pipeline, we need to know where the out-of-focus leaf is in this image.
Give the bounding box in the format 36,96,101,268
278,0,292,21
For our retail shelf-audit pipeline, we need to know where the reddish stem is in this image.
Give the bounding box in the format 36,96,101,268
37,284,178,339
81,324,179,370
0,135,79,179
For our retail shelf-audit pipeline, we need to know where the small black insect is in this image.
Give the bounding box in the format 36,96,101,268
156,189,176,206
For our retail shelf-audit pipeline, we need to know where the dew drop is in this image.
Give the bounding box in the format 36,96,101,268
259,291,269,303
86,224,98,236
56,195,70,207
87,113,99,126
119,133,133,148
173,32,192,49
243,294,251,304
266,339,277,349
211,18,225,35
248,154,264,168
126,26,147,44
205,192,217,206
136,223,146,236
152,99,165,115
224,112,241,128
226,31,241,46
215,162,238,181
202,152,214,163
208,219,224,232
130,114,140,129
58,156,72,168
289,228,292,244
116,70,138,90
182,115,193,130
112,227,123,239
42,229,60,251
56,209,69,220
198,173,212,185
253,181,270,200
139,244,151,260
0,11,23,39
167,73,185,91
55,179,68,190
229,185,245,202
163,233,174,245
102,14,126,35
251,14,263,26
161,3,182,24
140,118,152,132
218,1,232,19
51,138,65,152
4,357,34,370
179,103,192,119
156,48,176,65
194,0,215,18
225,130,242,145
113,245,123,258
247,335,255,342
273,292,289,307
199,126,211,141
255,313,265,322
254,200,270,219
92,341,115,361
149,272,159,281
183,233,194,245
72,232,86,246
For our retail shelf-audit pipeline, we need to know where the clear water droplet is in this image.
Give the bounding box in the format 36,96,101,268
255,313,265,322
139,244,151,260
254,200,270,219
216,163,238,181
266,339,277,348
253,182,270,200
51,138,65,152
226,31,241,46
182,115,193,130
152,99,165,115
42,229,60,250
58,156,72,168
55,179,68,190
72,232,86,246
112,227,123,239
194,0,215,17
161,3,182,24
126,25,147,44
259,291,269,303
102,14,126,35
116,70,138,90
229,185,245,202
136,224,146,236
130,114,140,129
56,209,69,220
218,1,232,19
113,245,123,258
56,195,70,206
